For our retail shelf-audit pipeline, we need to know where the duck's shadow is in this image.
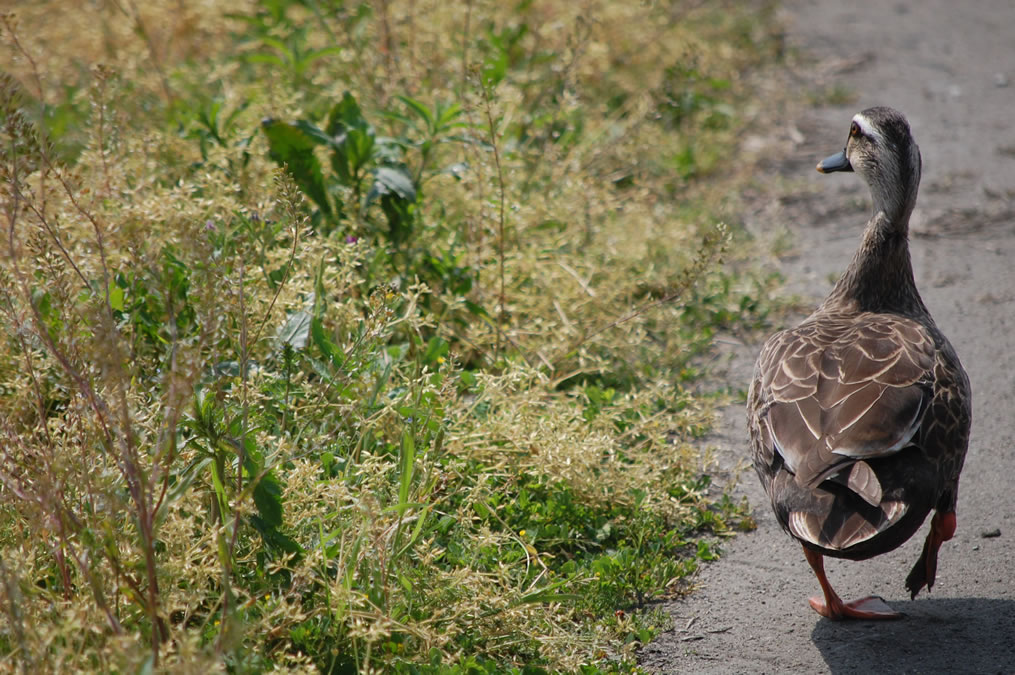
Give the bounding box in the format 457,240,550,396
811,597,1015,674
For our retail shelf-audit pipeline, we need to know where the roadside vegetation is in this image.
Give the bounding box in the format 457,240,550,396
0,0,783,671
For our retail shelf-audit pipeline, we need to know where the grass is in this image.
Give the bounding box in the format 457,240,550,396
0,0,785,671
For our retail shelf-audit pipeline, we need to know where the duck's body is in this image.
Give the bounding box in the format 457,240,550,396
748,107,971,620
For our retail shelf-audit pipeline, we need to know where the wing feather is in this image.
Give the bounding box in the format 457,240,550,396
755,312,934,495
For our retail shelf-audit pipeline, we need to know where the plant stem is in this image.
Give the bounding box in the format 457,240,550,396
480,81,507,360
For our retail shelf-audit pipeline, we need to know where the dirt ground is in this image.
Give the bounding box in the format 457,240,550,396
640,0,1015,673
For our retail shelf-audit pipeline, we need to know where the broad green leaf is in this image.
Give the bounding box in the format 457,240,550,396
261,118,333,217
367,166,416,205
326,92,377,185
276,310,311,350
108,282,125,312
253,469,284,530
326,91,371,137
293,119,337,147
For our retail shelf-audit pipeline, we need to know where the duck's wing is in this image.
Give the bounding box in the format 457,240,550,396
750,313,937,550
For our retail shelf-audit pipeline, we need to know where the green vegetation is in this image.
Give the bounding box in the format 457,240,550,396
0,0,783,670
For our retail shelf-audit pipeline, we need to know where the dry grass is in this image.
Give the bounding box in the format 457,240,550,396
0,0,785,670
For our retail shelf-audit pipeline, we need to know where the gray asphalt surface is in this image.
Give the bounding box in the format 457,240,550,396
641,1,1015,672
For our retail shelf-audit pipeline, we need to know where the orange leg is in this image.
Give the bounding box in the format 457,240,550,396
906,511,956,598
802,545,902,620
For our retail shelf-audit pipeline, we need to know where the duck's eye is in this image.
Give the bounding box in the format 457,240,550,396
849,121,861,138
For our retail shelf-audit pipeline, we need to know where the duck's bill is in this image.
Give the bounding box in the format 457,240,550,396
816,150,853,173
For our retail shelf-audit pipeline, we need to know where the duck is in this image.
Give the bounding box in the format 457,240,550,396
747,106,972,620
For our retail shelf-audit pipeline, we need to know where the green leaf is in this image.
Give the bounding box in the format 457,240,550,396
434,101,464,132
108,282,125,312
422,336,449,365
398,430,415,506
258,36,293,61
302,45,343,67
326,92,377,185
209,455,231,521
519,592,582,605
344,129,376,182
311,315,343,367
369,166,416,203
292,119,337,147
261,118,333,218
251,516,302,555
395,95,435,132
154,457,211,527
696,539,718,561
245,53,288,69
253,469,284,530
464,300,489,318
326,91,371,138
276,310,311,350
396,505,431,558
366,166,417,246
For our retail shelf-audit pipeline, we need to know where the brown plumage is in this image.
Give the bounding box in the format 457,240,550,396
748,106,972,620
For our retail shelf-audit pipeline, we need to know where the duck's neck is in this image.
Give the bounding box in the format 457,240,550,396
823,200,927,316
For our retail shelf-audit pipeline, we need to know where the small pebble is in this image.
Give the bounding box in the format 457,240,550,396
994,72,1010,88
980,528,1001,538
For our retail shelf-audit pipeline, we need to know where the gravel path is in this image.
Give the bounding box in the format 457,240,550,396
640,1,1015,672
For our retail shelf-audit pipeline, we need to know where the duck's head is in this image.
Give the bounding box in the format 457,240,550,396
817,106,922,220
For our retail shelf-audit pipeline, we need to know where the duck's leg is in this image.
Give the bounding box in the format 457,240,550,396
802,546,902,620
905,510,956,599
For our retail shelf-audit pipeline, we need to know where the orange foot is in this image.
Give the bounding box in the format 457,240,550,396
808,594,902,620
802,545,903,621
906,511,956,599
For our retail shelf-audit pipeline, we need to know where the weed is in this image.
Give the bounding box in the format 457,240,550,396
0,0,783,670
